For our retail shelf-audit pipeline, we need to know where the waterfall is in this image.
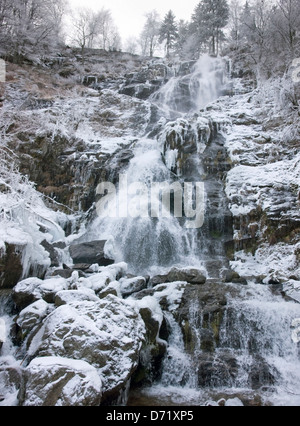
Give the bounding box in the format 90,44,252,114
89,139,203,274
87,55,230,275
151,55,227,119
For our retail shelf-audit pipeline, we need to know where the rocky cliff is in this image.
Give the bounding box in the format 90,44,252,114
0,51,300,406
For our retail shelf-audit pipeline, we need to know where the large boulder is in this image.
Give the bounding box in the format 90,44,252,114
26,295,145,403
20,357,102,406
17,300,50,332
69,240,114,267
150,267,207,287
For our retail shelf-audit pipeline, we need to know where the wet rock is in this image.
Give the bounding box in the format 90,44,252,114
98,281,121,299
132,307,167,386
197,352,239,387
69,240,114,267
51,269,73,279
72,263,92,271
40,240,60,268
249,358,276,390
167,267,207,285
0,243,26,289
223,270,248,285
119,277,147,298
150,267,207,287
20,357,102,406
149,274,168,287
176,283,230,354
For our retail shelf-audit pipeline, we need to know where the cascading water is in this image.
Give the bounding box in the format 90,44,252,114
87,55,231,275
151,54,228,120
88,138,203,274
93,55,300,406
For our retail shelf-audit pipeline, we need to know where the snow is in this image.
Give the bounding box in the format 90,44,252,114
24,357,102,407
26,295,145,395
231,244,299,283
17,300,50,330
152,282,187,311
225,398,244,407
76,262,128,293
0,154,68,281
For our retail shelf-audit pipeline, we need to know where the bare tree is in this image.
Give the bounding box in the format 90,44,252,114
71,8,98,60
0,0,66,62
71,7,121,55
271,0,300,58
140,10,161,57
124,37,138,55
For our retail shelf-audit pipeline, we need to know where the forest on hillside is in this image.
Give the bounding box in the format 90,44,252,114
0,0,300,80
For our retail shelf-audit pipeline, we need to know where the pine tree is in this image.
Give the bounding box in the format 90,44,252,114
159,10,178,58
191,0,230,56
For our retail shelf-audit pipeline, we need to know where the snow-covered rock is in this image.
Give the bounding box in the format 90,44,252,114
27,295,145,402
17,299,50,331
21,357,102,407
13,277,69,310
119,276,147,298
54,289,99,307
225,397,244,407
76,262,128,294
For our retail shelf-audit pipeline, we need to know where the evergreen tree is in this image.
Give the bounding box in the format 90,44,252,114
159,10,178,58
191,0,230,56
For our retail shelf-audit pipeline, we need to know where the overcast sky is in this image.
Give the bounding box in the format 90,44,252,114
68,0,197,41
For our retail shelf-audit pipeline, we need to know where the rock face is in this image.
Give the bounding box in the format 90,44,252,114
69,241,114,267
0,243,25,289
20,357,102,407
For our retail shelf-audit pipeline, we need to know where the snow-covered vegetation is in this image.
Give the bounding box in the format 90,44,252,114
1,0,300,409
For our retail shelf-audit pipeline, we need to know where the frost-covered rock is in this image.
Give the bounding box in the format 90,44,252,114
158,117,213,176
54,289,99,307
13,277,69,310
225,397,244,407
27,295,145,401
17,300,50,331
21,357,102,407
76,262,128,294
